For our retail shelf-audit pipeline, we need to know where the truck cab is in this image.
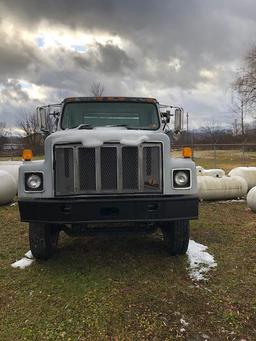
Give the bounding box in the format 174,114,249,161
18,97,198,260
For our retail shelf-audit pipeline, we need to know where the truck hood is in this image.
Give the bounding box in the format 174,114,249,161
45,127,169,148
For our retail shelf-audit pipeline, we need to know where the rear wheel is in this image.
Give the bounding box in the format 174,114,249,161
29,223,60,260
161,220,189,255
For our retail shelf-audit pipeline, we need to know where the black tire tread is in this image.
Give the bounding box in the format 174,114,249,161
29,223,59,260
162,220,189,255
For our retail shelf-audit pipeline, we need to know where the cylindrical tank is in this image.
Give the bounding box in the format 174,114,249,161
196,166,225,178
0,170,17,205
228,167,256,191
196,166,204,175
198,175,248,200
202,169,225,178
0,161,22,184
0,164,20,184
247,186,256,212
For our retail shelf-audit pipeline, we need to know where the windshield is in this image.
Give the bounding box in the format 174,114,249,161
61,102,160,130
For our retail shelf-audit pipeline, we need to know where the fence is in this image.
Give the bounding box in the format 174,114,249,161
172,144,256,171
1,143,256,171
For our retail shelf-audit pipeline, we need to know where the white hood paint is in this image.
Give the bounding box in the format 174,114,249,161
47,127,152,148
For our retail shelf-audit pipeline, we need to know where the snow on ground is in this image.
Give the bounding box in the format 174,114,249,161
217,199,245,203
186,240,217,281
24,250,33,259
11,250,35,269
180,318,189,327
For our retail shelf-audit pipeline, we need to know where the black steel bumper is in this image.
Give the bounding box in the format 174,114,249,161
18,195,198,224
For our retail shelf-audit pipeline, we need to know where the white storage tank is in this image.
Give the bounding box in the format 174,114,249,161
196,166,225,178
228,167,256,191
198,175,248,200
247,186,256,212
0,170,17,205
196,166,204,175
0,161,22,184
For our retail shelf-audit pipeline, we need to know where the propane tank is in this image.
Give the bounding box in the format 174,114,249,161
247,186,256,212
0,170,17,205
0,161,22,184
196,166,225,178
197,175,248,200
196,166,204,175
228,167,256,191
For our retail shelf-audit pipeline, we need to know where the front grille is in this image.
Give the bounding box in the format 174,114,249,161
54,143,162,195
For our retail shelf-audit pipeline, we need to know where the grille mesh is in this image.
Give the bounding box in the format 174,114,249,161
122,147,139,190
101,147,117,190
55,143,162,195
79,148,96,191
55,147,74,194
143,146,160,191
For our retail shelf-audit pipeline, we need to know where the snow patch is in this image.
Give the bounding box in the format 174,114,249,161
180,318,189,327
11,250,35,269
24,250,34,259
53,127,150,147
186,240,217,281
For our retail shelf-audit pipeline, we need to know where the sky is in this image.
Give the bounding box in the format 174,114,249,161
0,0,256,130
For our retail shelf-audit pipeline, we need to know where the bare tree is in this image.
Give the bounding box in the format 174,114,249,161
0,121,6,137
233,46,256,112
231,92,247,136
18,113,43,154
0,122,7,153
201,119,224,144
89,81,105,96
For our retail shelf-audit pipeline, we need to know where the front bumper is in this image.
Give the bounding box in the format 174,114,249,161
18,195,198,224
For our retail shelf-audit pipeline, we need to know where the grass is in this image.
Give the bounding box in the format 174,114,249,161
1,202,256,340
0,156,44,162
172,149,256,172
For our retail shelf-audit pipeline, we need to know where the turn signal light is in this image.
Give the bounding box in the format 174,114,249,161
22,149,33,161
182,147,192,158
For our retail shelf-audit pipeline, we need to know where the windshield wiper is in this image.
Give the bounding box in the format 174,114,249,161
76,124,93,130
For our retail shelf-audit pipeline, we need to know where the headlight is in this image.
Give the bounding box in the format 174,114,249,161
25,173,43,191
173,170,190,188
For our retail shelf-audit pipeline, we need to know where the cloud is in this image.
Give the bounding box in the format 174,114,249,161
0,0,256,126
73,42,137,74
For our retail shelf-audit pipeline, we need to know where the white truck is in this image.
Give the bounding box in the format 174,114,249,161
18,97,198,260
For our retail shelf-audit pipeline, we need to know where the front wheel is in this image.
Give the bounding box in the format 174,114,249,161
29,223,60,260
161,220,190,255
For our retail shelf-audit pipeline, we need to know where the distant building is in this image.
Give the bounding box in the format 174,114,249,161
1,143,25,156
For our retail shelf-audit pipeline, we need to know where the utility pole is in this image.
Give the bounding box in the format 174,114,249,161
241,99,244,136
186,112,189,144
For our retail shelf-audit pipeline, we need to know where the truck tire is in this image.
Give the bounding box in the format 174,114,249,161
29,223,60,260
161,220,189,255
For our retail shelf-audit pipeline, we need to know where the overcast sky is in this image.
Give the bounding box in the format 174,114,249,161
0,0,255,129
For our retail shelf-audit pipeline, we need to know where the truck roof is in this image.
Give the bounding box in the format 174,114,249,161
63,97,158,104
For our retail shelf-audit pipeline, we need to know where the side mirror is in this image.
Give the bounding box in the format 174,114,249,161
37,105,60,134
161,110,171,123
37,107,49,133
174,108,183,133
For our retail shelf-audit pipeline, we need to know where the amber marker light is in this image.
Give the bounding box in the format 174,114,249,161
182,147,192,158
22,149,33,161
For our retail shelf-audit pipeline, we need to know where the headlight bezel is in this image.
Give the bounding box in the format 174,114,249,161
172,169,191,189
24,172,44,192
